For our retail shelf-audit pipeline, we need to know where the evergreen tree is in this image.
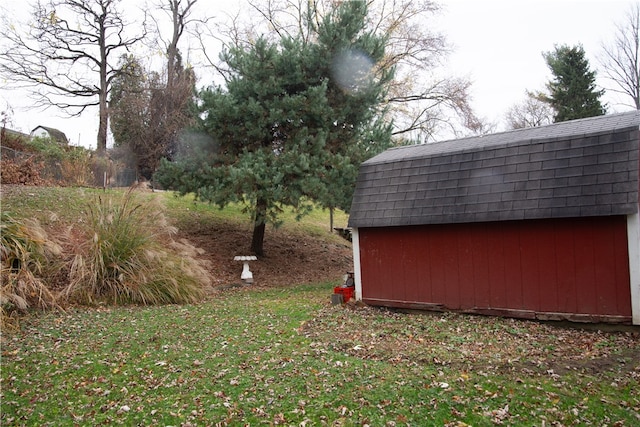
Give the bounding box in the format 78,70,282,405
155,1,393,256
542,44,606,122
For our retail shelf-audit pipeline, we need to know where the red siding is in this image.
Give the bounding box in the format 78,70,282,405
358,216,632,322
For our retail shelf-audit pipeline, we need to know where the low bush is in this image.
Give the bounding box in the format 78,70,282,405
0,157,50,185
61,189,210,305
59,149,95,186
0,213,62,329
1,135,96,186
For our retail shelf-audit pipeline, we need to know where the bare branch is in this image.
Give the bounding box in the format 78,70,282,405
0,0,148,152
504,91,554,130
599,2,640,110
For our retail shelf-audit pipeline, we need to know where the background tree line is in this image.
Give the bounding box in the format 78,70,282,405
506,2,639,129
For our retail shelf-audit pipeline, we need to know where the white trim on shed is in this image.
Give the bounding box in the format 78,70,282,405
352,228,363,301
628,213,640,325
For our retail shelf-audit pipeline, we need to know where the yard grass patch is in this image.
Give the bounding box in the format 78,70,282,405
161,192,350,244
2,284,639,426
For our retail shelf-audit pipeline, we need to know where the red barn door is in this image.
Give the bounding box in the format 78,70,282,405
358,216,632,323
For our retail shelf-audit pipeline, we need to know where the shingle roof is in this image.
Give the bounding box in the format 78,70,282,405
31,126,69,144
1,127,30,141
348,111,640,228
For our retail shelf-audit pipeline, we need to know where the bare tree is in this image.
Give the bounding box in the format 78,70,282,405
110,0,198,180
0,0,147,154
599,2,640,110
153,0,198,90
154,0,199,170
365,0,484,140
191,1,248,82
505,91,554,130
111,63,196,180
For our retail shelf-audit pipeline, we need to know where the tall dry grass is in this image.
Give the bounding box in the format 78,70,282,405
0,213,62,330
61,189,210,305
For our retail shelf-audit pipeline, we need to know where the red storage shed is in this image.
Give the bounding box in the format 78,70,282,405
348,111,640,324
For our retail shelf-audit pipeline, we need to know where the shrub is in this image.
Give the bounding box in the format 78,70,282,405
90,155,114,188
0,128,30,151
1,135,96,186
0,157,50,185
26,137,67,160
0,213,62,329
61,189,210,305
59,148,94,186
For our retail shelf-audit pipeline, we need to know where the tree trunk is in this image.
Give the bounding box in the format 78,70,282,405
251,198,268,256
97,90,108,155
329,207,334,232
251,222,266,257
166,0,179,91
97,14,108,155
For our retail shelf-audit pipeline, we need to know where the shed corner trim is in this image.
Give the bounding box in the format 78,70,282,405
627,213,640,325
351,227,363,302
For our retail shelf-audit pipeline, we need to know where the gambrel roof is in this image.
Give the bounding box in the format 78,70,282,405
348,111,640,228
31,126,69,144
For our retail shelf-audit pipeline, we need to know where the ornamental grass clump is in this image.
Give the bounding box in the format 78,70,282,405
0,213,62,328
62,190,210,305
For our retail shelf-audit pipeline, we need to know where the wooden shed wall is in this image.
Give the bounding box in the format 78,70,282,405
358,216,632,322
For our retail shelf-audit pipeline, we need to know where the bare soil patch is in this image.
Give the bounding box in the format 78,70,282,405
178,219,353,289
302,304,640,380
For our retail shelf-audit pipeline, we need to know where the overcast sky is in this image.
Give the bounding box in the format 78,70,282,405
0,0,636,149
436,0,637,126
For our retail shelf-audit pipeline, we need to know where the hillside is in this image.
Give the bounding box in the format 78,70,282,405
177,211,353,289
0,185,354,290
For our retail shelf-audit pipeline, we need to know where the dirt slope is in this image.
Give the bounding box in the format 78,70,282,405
180,219,353,289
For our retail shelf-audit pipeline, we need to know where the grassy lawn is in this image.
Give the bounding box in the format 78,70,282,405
0,186,350,245
2,284,639,426
1,186,639,425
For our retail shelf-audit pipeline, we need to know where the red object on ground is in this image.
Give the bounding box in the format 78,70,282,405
334,286,354,302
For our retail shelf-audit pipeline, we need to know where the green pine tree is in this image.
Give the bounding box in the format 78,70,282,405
155,1,393,256
542,44,606,122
